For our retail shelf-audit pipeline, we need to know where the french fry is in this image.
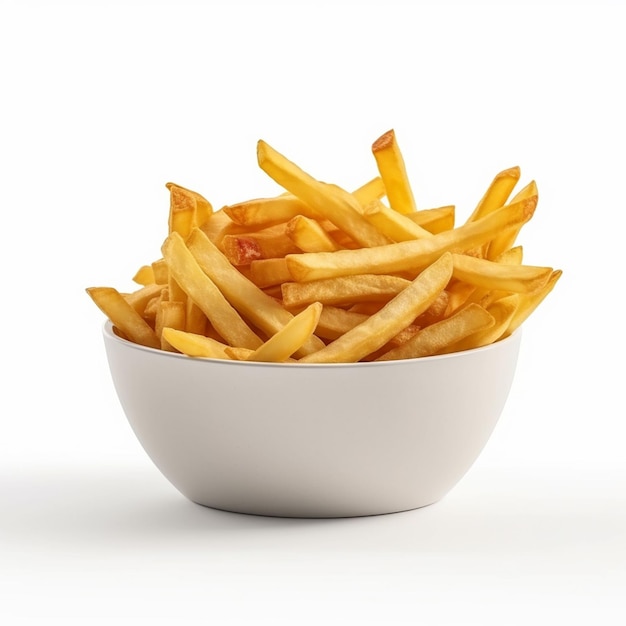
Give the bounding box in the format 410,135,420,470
444,280,476,316
286,215,341,253
151,259,169,284
161,232,263,349
441,294,519,353
476,288,513,309
223,195,315,228
362,199,434,241
376,303,495,361
166,184,209,309
299,253,454,363
487,180,538,260
167,184,195,240
86,286,160,349
185,228,326,356
223,178,384,227
223,346,256,360
466,246,525,308
248,257,293,288
352,176,386,209
465,166,521,224
167,274,187,305
185,299,208,335
162,327,231,359
245,302,322,362
316,306,420,349
315,306,368,341
221,223,300,265
451,253,552,293
493,245,523,265
504,269,562,336
200,208,250,246
156,299,186,351
282,274,411,308
286,194,538,282
166,182,213,230
405,205,455,234
414,289,450,326
371,129,417,214
123,283,164,315
142,295,160,326
132,265,156,286
347,302,386,315
257,140,391,248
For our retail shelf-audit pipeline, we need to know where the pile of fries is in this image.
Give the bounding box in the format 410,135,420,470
87,130,561,363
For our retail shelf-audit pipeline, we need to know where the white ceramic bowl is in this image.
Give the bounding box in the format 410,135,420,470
102,321,521,518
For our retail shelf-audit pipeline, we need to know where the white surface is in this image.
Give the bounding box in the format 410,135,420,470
1,0,624,624
1,464,624,625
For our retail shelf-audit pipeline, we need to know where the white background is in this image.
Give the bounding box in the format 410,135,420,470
1,0,624,624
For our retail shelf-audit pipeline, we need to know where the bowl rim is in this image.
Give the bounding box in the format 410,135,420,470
102,320,521,370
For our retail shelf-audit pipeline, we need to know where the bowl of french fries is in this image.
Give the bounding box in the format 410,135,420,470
89,130,561,518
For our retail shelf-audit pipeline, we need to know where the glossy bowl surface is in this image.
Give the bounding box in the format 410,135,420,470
103,321,521,517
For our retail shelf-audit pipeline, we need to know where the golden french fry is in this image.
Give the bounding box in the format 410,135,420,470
162,232,262,349
185,227,325,356
223,195,315,227
451,253,552,293
441,294,519,353
221,223,300,265
248,257,293,289
123,283,164,315
246,302,322,362
86,286,160,349
487,180,538,260
223,177,383,227
387,324,421,347
347,301,385,315
166,182,213,229
465,166,521,224
185,299,207,335
352,176,386,209
257,140,390,248
151,259,169,284
200,208,250,247
282,274,411,308
504,269,562,336
477,288,513,309
286,215,341,253
415,289,450,326
362,199,433,241
167,184,195,239
444,280,476,316
371,129,417,214
223,346,256,360
142,295,160,325
315,306,368,341
376,303,495,361
162,327,231,359
286,194,538,282
465,245,523,309
156,299,186,351
299,252,454,363
132,265,156,286
167,274,187,305
405,205,455,234
492,245,523,265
